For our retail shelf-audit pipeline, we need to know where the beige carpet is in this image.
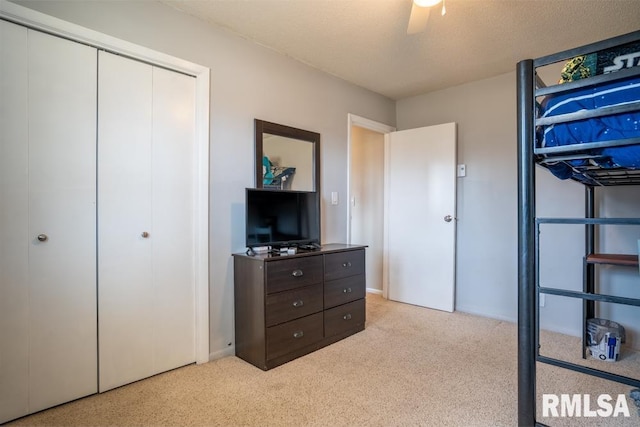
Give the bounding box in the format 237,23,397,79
7,294,639,427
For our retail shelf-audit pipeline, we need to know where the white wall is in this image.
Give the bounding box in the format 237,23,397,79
13,0,396,358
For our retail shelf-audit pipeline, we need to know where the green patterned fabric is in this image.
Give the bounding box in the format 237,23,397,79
558,41,640,84
558,54,597,83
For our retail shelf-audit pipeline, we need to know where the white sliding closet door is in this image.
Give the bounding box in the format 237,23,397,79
1,22,97,423
98,51,196,392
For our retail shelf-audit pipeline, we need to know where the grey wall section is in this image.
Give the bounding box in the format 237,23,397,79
13,0,396,358
397,72,523,323
397,71,640,349
597,187,640,349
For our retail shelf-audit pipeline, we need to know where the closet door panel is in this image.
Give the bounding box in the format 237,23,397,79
98,52,196,391
0,20,30,424
151,68,196,371
98,51,154,392
27,30,98,411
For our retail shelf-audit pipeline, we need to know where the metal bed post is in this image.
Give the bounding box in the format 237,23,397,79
517,59,536,427
583,186,596,358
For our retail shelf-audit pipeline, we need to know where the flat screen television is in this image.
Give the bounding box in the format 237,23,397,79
245,188,320,249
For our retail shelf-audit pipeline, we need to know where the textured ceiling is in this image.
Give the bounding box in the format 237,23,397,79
162,0,640,100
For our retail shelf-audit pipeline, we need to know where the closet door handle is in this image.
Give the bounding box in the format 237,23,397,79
291,269,303,277
37,234,48,242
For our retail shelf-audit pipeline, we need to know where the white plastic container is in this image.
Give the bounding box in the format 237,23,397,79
587,318,625,362
588,332,621,362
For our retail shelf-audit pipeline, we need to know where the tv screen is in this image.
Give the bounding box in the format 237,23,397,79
245,188,320,248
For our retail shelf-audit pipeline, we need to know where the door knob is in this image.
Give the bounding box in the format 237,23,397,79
444,215,453,223
37,234,48,242
141,231,149,238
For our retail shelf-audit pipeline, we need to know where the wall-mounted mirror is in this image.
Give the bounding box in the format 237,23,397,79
255,119,320,192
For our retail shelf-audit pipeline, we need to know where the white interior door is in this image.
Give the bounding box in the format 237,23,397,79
385,123,457,312
1,23,97,423
98,51,196,392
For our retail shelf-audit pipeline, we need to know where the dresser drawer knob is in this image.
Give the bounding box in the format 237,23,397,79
292,300,304,307
293,331,304,339
343,314,352,321
342,262,352,268
342,287,352,293
291,269,304,277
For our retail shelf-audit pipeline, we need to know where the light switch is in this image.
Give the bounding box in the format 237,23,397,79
331,192,339,205
457,164,467,177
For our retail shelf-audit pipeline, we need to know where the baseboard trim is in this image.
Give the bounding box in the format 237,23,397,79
366,288,383,295
208,347,235,362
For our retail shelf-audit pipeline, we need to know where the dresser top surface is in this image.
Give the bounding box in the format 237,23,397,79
233,243,367,261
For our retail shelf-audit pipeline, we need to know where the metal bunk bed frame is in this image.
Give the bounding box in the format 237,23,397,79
517,30,640,426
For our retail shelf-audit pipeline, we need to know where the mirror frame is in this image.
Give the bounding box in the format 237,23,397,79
255,119,321,192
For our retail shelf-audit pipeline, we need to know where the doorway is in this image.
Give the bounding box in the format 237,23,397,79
347,114,457,311
347,114,395,297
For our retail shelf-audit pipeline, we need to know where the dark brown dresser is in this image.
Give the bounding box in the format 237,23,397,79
233,243,366,370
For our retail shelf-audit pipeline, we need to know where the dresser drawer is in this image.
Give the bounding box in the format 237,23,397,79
324,299,365,338
265,256,323,294
324,274,365,309
324,249,365,281
266,284,323,327
266,312,323,361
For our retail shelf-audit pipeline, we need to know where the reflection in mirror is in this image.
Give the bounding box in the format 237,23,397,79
255,119,320,192
263,134,314,191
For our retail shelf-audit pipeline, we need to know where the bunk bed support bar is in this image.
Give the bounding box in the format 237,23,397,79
538,355,640,389
584,187,595,358
517,59,537,427
540,286,640,308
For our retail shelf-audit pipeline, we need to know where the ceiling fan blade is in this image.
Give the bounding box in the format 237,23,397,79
407,2,431,35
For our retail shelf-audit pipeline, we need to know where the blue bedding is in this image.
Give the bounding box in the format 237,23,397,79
538,76,640,180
